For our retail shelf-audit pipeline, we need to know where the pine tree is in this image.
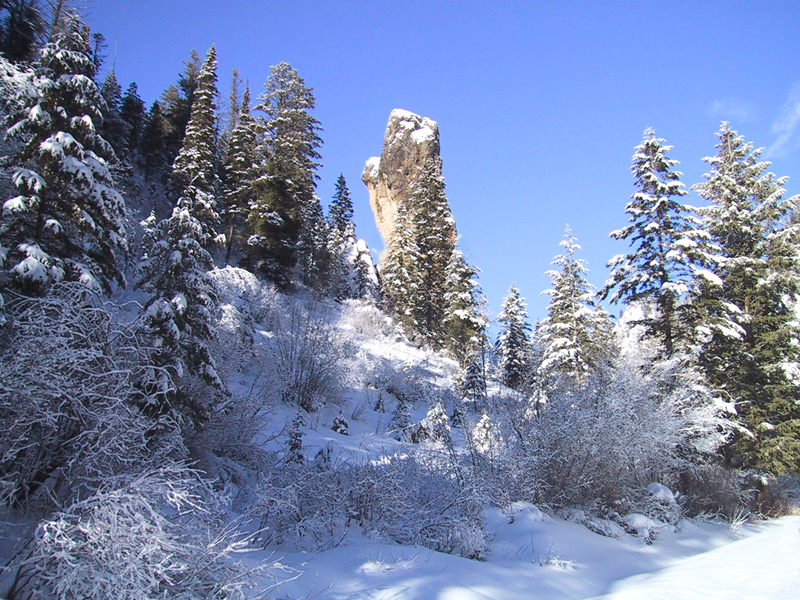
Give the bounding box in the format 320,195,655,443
443,248,487,365
100,69,128,161
119,82,145,158
221,84,258,263
539,227,612,383
410,157,456,346
139,100,168,179
137,187,224,425
329,173,354,236
461,354,486,410
0,12,125,296
602,128,723,356
171,44,218,200
297,194,333,291
693,122,800,473
247,62,322,282
496,285,531,390
381,200,422,336
161,49,201,169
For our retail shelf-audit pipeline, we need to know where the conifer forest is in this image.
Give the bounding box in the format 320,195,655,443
0,3,798,599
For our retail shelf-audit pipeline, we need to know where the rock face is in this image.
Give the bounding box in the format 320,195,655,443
362,109,441,247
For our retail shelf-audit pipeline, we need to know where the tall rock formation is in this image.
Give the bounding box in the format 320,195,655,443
362,109,442,247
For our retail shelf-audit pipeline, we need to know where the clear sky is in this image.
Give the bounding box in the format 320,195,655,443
85,0,800,326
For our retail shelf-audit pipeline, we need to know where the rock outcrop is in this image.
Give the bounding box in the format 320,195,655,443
362,109,441,247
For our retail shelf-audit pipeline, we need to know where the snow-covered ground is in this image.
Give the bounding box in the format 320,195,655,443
273,512,800,600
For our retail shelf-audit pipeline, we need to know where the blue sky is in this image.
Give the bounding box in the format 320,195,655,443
86,0,800,325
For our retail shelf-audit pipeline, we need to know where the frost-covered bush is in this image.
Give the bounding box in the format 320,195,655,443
353,450,487,558
253,449,488,559
6,468,289,600
340,298,394,339
508,353,739,516
0,284,181,511
265,299,352,412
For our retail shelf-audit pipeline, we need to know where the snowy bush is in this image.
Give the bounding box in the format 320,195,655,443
340,298,394,339
253,449,488,559
0,283,181,511
265,299,352,411
504,352,739,518
6,468,290,600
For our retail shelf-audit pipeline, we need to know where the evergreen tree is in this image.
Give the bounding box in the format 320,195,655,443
0,12,125,296
247,61,322,282
139,100,168,179
329,173,354,235
161,49,201,169
410,157,456,346
496,285,531,390
137,186,224,426
443,248,487,365
99,68,128,161
461,354,487,410
539,227,612,382
171,45,218,198
296,194,333,292
602,128,724,356
220,84,258,263
352,240,380,303
120,81,145,158
693,122,800,473
0,0,43,63
381,200,422,336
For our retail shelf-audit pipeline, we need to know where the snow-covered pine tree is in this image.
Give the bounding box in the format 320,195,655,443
602,128,722,356
138,46,224,425
248,61,322,283
140,100,168,180
221,83,258,263
171,44,219,216
461,353,487,410
329,173,354,236
161,49,201,170
443,248,487,366
297,194,333,292
99,68,128,162
120,82,145,160
539,226,612,383
381,199,422,336
410,157,456,346
0,12,126,297
496,285,532,390
693,122,800,473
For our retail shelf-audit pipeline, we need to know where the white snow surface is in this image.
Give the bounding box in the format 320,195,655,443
276,510,800,600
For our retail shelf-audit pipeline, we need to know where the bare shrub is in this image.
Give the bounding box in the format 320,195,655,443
0,284,182,512
6,468,292,600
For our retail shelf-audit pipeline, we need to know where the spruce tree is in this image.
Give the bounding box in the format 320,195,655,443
99,69,128,161
139,100,168,180
120,82,145,158
410,157,456,346
297,194,333,292
693,122,800,473
0,12,125,296
171,45,219,201
221,84,258,263
443,248,487,366
602,128,723,356
539,227,612,383
381,200,422,336
161,49,201,169
496,285,531,390
247,61,322,282
329,173,354,235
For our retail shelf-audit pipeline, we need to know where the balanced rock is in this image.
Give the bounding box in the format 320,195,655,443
362,109,441,247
